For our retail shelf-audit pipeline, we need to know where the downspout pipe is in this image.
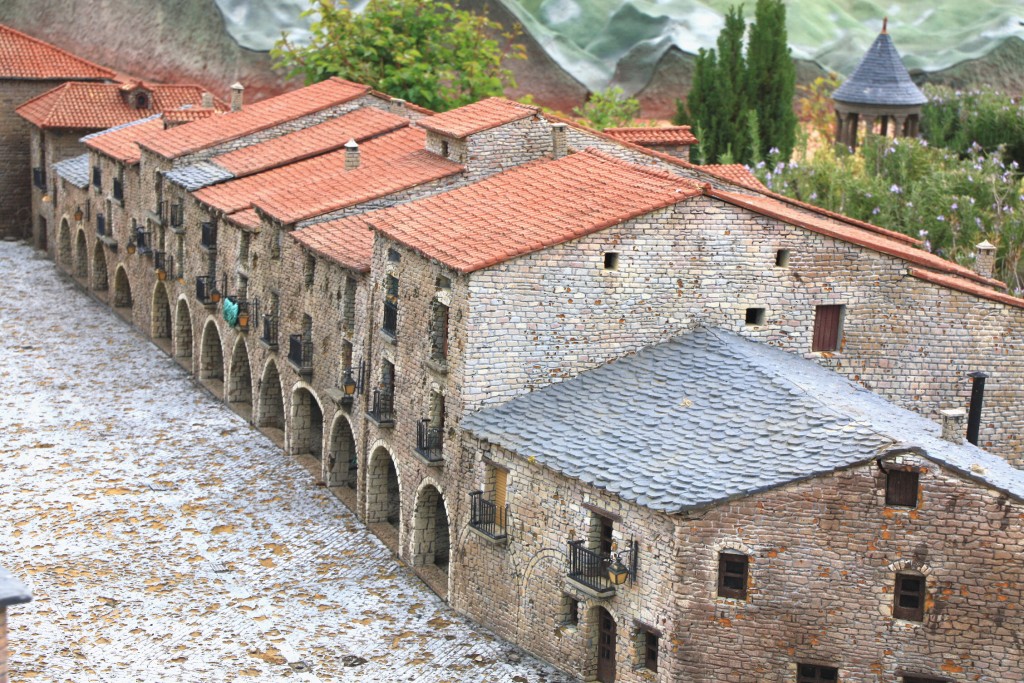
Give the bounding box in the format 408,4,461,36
967,371,988,446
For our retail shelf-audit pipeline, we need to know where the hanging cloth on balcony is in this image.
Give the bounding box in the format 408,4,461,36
222,297,239,327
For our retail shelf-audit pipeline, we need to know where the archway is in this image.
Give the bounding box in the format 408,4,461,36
91,241,108,291
174,298,193,365
151,282,172,340
290,386,324,461
113,266,132,309
366,446,401,529
328,415,357,488
74,230,88,279
228,337,253,418
257,360,285,430
58,218,71,267
412,483,451,573
199,319,224,386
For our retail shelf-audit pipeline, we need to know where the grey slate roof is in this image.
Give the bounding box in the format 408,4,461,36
52,153,90,189
462,328,1024,514
0,566,32,607
80,113,162,143
834,31,927,106
164,162,234,191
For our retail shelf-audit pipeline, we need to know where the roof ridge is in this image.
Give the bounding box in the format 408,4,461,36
580,147,704,188
82,113,163,141
0,23,115,79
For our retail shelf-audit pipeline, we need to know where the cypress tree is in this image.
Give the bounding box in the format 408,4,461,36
688,47,718,163
714,5,751,164
747,0,797,160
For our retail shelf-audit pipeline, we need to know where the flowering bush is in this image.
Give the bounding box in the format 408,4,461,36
920,86,1024,167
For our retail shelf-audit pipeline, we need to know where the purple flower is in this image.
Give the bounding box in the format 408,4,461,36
936,216,945,221
951,202,958,210
890,184,901,194
872,207,880,215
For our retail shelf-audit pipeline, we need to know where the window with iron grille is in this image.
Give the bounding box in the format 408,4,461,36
885,469,919,507
636,627,658,673
798,664,839,682
382,275,399,337
812,304,844,352
894,573,925,621
717,552,749,600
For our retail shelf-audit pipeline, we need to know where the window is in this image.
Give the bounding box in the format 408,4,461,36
237,274,248,300
885,469,919,507
387,247,401,262
717,552,749,600
588,512,614,555
343,276,356,331
304,252,316,287
430,302,450,361
603,252,619,270
436,275,451,290
440,140,449,158
775,248,790,267
341,340,353,373
92,165,102,190
239,232,251,265
562,594,579,627
383,275,399,336
636,627,659,672
798,664,838,682
812,304,844,352
176,234,185,278
894,573,925,621
745,307,765,326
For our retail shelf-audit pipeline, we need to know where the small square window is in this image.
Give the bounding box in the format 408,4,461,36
745,307,765,326
885,470,919,507
603,252,619,270
637,627,659,672
717,552,748,600
388,247,401,262
436,274,451,290
775,248,790,267
894,573,925,622
798,664,839,682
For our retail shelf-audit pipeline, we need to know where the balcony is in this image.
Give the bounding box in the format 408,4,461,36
469,492,507,541
96,214,106,237
367,386,395,426
261,314,278,348
134,226,152,255
567,541,615,597
288,334,313,375
416,419,444,464
382,300,398,338
32,167,46,191
196,275,219,305
201,221,217,249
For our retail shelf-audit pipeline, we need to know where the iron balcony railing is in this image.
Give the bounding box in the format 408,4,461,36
368,386,395,425
469,492,507,540
96,214,106,237
261,314,278,348
567,540,614,595
382,300,398,337
201,221,217,249
32,167,45,190
112,178,124,202
196,275,218,304
153,251,167,273
416,419,444,462
288,334,313,373
135,226,151,255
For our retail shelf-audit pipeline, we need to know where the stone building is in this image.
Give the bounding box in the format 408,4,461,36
0,23,114,240
603,125,697,160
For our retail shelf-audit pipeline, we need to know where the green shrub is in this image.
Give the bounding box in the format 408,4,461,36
921,86,1024,167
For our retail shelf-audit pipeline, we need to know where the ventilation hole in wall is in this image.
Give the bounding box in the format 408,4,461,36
603,252,619,270
775,249,790,267
745,307,765,326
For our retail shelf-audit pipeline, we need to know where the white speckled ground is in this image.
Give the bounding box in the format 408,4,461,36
0,241,570,683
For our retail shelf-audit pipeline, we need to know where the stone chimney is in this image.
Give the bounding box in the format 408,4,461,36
344,139,360,171
551,122,568,159
0,566,32,683
230,82,244,112
939,407,966,444
391,98,407,115
201,92,214,109
975,240,996,279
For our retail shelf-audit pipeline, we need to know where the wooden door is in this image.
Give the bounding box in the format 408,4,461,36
596,607,616,683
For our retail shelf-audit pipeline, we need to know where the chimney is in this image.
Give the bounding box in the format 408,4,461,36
882,17,888,34
201,92,214,109
939,408,966,445
230,82,244,112
391,98,407,115
967,371,988,446
344,139,360,171
551,122,568,159
975,240,996,279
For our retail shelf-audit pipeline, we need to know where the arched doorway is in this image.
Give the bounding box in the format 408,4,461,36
174,299,193,367
290,386,324,462
366,446,401,529
151,282,172,341
412,483,450,573
257,360,285,430
199,320,224,392
58,218,71,268
91,241,108,291
113,266,132,310
595,607,616,683
74,230,88,279
228,337,253,420
328,416,357,488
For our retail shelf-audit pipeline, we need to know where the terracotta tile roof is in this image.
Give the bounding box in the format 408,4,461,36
417,97,538,138
292,214,375,272
16,82,214,129
909,269,1024,310
0,24,114,80
369,148,703,273
212,107,409,177
140,77,371,160
708,188,1006,290
225,208,261,231
83,115,166,163
700,164,768,191
603,125,698,146
162,108,220,123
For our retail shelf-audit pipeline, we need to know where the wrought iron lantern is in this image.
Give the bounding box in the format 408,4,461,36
340,368,357,407
607,542,630,585
74,208,83,222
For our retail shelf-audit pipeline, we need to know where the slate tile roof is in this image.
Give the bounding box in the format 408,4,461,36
603,125,697,146
53,153,90,188
462,328,1024,513
369,148,703,273
0,23,114,81
139,77,371,160
292,214,375,272
700,164,767,191
83,115,165,163
164,161,235,191
417,97,538,138
16,82,214,130
0,565,32,607
833,30,927,107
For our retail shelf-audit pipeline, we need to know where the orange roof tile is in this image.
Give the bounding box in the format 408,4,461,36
909,269,1024,310
604,126,698,146
418,97,538,138
139,78,371,160
369,148,703,273
225,208,261,231
212,107,409,177
708,188,1006,290
162,108,220,123
0,24,114,80
293,214,375,272
84,116,166,163
700,164,767,191
16,82,215,129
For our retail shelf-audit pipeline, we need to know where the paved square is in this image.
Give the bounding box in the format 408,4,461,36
0,241,570,683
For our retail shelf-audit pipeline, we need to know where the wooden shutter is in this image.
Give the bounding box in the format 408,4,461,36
493,468,507,509
885,470,919,507
813,304,843,352
894,573,925,621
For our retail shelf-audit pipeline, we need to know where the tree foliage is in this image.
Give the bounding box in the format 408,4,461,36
272,0,524,112
572,87,642,130
746,0,797,160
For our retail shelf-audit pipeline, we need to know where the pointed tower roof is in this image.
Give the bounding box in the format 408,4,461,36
833,21,926,107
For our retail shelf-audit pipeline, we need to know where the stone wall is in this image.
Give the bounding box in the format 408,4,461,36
0,607,7,683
